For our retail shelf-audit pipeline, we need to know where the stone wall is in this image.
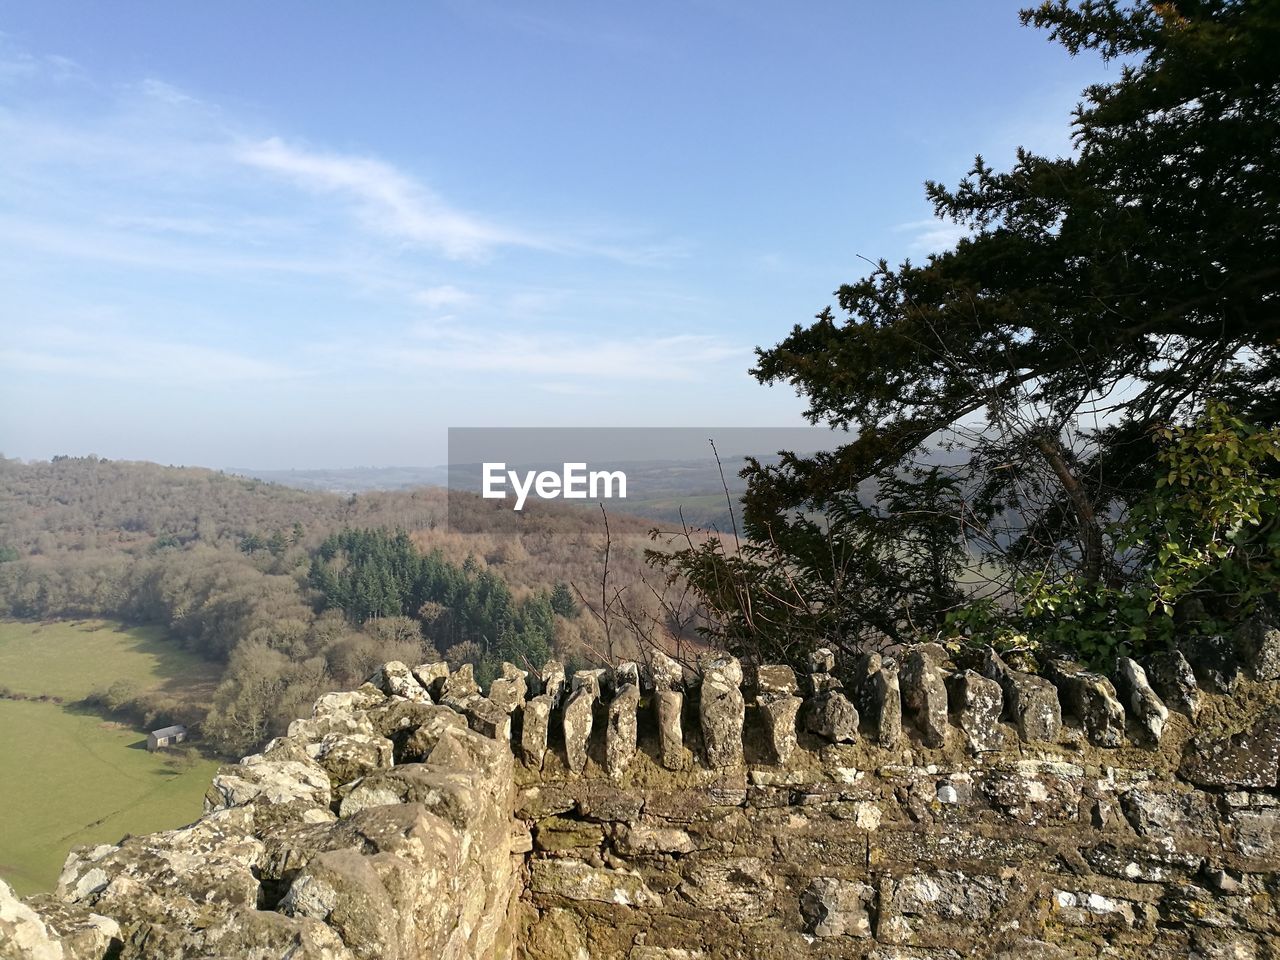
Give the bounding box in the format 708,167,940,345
4,625,1279,960
2,666,525,960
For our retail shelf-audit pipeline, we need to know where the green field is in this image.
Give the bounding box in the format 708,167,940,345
0,619,222,896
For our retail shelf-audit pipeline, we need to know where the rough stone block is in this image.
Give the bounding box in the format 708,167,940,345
800,877,874,938
605,683,640,778
852,652,883,713
441,663,481,703
1116,656,1169,744
539,659,567,706
808,647,836,674
612,822,696,856
529,860,660,908
410,661,450,700
656,688,687,770
871,658,903,747
803,689,859,743
520,695,552,768
677,857,771,921
759,692,803,762
756,663,798,696
699,657,745,768
648,649,684,690
1118,787,1220,844
1230,807,1280,860
1146,648,1201,720
809,672,844,695
980,765,1082,826
1046,659,1126,747
983,648,1061,743
1052,889,1154,933
572,669,605,699
459,695,511,741
615,660,641,690
700,653,743,686
902,643,950,748
563,685,597,775
877,871,1009,946
369,660,431,703
1180,708,1280,789
954,669,1004,753
533,816,605,853
1184,633,1241,693
1237,618,1280,681
488,678,526,716
306,732,393,785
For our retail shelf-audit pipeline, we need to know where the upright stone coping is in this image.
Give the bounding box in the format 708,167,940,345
1239,618,1280,681
983,647,1062,743
495,630,1280,779
12,635,1280,960
489,663,528,715
538,659,567,707
647,649,684,691
953,669,1004,753
1045,659,1126,747
1116,657,1169,744
758,664,803,762
1147,648,1202,719
699,654,746,768
562,671,599,775
520,695,553,769
605,682,640,778
902,643,949,748
802,646,859,744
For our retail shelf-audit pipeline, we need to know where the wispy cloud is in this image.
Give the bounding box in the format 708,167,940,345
362,321,743,382
895,217,972,256
412,284,474,309
0,37,84,84
236,137,544,260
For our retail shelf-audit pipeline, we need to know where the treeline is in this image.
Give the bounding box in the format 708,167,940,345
0,456,677,755
310,528,560,683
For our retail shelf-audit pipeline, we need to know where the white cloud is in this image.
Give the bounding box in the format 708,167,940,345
412,284,473,309
236,137,542,260
895,217,972,255
363,323,743,382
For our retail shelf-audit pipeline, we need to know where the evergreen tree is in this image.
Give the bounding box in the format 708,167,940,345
550,581,579,617
665,0,1280,665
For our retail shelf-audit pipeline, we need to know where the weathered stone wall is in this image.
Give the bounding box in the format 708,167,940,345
511,636,1280,960
5,625,1279,960
2,665,526,960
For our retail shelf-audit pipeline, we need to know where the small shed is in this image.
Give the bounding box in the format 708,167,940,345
147,724,188,751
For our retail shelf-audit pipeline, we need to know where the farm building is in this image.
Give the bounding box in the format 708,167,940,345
146,724,187,751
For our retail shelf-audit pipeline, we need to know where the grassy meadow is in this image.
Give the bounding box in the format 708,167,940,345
0,619,222,896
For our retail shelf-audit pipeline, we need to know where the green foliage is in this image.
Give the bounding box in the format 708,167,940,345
1019,403,1280,667
310,528,553,677
550,581,579,617
651,466,968,668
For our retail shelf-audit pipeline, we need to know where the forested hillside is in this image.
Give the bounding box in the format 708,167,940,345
0,456,689,754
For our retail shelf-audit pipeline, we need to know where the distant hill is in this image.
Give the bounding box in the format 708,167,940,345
229,465,451,494
233,456,759,533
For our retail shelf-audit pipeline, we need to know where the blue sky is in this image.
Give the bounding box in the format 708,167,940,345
0,2,1114,468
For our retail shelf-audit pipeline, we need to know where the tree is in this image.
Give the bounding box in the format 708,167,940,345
735,0,1278,651
550,582,579,618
